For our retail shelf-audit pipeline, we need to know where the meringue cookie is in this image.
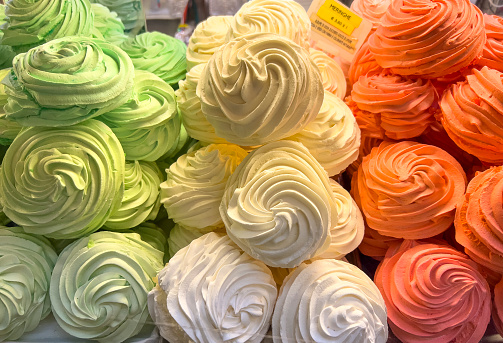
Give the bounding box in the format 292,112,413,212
228,0,311,49
3,36,134,127
120,31,187,88
0,0,94,53
198,33,323,146
355,141,466,239
148,232,277,343
50,231,164,342
350,0,391,32
176,63,228,144
167,223,205,259
104,160,163,230
0,226,57,341
477,14,503,72
89,0,144,32
455,166,503,273
375,240,491,343
272,259,388,343
0,5,16,69
309,49,347,99
368,0,485,78
493,277,503,337
0,68,21,145
220,140,337,268
90,3,127,45
348,70,437,140
161,143,247,231
286,91,360,177
130,222,169,261
186,16,232,71
345,134,384,178
0,119,125,239
348,41,382,86
440,66,503,164
98,70,181,162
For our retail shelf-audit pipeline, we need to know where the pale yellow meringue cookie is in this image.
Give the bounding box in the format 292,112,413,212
198,33,323,146
228,0,311,49
186,16,232,71
176,63,228,144
220,140,338,268
160,144,247,231
148,232,277,343
273,259,388,343
309,49,347,99
287,91,361,177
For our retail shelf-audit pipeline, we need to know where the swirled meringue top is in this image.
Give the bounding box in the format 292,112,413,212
228,0,311,48
197,33,323,146
440,66,503,164
104,160,163,230
0,119,125,239
98,70,181,162
287,91,360,176
186,16,232,71
0,226,57,341
273,259,388,343
309,48,347,99
477,14,503,72
90,3,127,45
355,141,466,239
167,223,205,259
3,36,134,127
176,63,228,144
348,70,438,140
375,240,491,343
161,143,247,231
348,41,383,86
89,0,144,32
149,232,277,343
50,231,164,342
368,0,485,78
220,140,337,268
455,166,503,273
0,0,94,53
120,31,187,88
350,0,391,31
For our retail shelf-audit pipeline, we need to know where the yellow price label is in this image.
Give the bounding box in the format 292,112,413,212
317,0,362,35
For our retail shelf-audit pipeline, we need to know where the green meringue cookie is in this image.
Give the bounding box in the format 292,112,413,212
104,160,163,230
89,0,144,32
50,231,164,343
0,119,125,239
99,70,181,161
120,32,187,88
3,36,134,127
91,3,128,46
167,223,205,259
0,69,22,145
129,222,169,262
0,226,57,341
0,5,16,69
0,0,94,53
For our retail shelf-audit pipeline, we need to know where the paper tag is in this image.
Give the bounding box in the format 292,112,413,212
307,0,372,64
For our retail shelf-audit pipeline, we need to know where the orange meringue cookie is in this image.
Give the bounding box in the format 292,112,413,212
493,277,503,337
348,41,382,87
455,166,503,274
440,66,503,164
356,141,466,239
345,96,385,139
350,0,391,32
347,71,437,140
368,0,485,78
375,240,491,343
477,14,503,72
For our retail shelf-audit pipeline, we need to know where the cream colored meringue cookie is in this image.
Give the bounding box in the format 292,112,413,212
50,231,164,343
0,226,57,341
309,49,347,99
197,33,323,146
104,160,163,230
148,232,277,343
161,143,247,231
220,140,338,268
228,0,311,49
272,259,388,343
167,223,205,259
186,16,232,71
176,63,228,144
286,91,361,177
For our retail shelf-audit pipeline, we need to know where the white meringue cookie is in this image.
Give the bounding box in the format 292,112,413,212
228,0,311,49
272,259,388,343
309,48,347,99
148,232,277,343
286,91,361,177
197,33,323,146
186,16,233,71
220,140,338,268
